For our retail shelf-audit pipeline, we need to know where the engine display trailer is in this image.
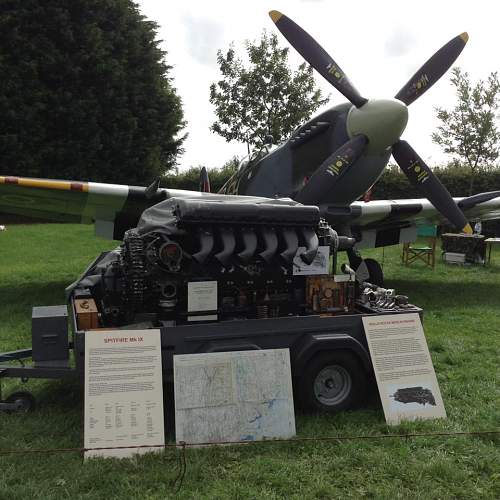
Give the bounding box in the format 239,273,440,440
0,306,422,414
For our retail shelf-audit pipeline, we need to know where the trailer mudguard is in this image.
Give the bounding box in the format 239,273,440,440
292,333,372,375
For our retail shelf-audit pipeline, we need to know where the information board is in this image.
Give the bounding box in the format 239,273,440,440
293,246,330,275
174,349,296,445
362,313,446,425
187,280,218,321
84,329,164,459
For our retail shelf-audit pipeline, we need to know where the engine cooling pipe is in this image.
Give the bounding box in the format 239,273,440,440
214,226,236,267
259,227,278,263
280,228,299,264
299,227,319,265
192,228,214,263
237,227,258,263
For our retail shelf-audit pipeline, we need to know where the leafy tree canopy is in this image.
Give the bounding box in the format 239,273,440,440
0,0,185,184
209,31,329,154
432,67,500,194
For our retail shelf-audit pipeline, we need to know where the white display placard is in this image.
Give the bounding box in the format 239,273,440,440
362,313,446,425
174,349,296,445
293,245,329,275
188,281,217,321
84,329,164,459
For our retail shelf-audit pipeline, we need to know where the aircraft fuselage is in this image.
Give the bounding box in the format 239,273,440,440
219,100,408,206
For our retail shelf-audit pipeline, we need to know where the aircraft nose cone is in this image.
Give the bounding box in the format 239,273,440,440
347,99,408,153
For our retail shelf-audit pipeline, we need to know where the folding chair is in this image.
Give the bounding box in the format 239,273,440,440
402,225,437,269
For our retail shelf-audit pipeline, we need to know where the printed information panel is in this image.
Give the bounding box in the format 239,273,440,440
293,246,330,275
188,281,217,321
84,329,164,459
362,313,446,425
174,349,296,445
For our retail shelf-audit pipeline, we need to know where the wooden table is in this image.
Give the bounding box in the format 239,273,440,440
485,238,500,264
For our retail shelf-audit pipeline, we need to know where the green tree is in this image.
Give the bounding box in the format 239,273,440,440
210,31,329,154
0,0,185,184
432,67,500,194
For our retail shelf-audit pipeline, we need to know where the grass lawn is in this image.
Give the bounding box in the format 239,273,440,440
0,224,499,499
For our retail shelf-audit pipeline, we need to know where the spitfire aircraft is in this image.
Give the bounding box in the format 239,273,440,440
1,10,500,284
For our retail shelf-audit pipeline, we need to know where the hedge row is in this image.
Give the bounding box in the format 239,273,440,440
163,164,500,199
371,167,500,200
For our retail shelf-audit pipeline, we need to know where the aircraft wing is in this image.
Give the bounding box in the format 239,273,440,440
0,176,169,239
0,176,279,240
3,176,499,247
324,193,500,248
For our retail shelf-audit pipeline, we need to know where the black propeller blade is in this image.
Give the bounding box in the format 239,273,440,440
392,140,472,233
295,135,368,205
394,33,468,106
269,10,367,108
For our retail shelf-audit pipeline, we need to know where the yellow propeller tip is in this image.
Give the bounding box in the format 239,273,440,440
269,10,283,23
462,223,473,234
460,32,469,43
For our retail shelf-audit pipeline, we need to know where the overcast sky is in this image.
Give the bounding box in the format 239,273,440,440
137,0,499,171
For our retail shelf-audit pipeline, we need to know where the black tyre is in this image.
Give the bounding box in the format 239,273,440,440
5,391,36,413
298,351,367,413
364,258,384,287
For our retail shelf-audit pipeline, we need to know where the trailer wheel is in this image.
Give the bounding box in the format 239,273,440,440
299,352,366,413
5,391,36,413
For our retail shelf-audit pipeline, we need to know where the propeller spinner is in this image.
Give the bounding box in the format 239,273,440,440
269,10,472,233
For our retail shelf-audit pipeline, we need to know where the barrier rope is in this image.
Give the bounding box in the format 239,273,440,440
1,429,497,493
0,429,497,455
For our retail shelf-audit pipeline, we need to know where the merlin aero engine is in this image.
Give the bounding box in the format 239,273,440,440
68,198,356,329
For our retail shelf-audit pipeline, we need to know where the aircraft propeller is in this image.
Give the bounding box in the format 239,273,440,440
269,10,472,233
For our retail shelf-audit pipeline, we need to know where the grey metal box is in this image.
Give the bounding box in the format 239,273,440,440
32,305,69,364
443,252,466,264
